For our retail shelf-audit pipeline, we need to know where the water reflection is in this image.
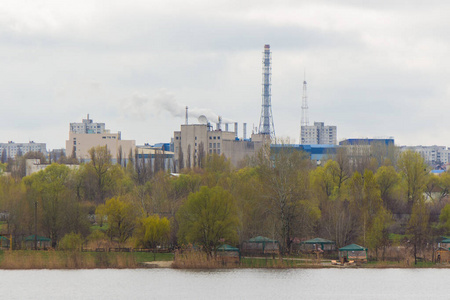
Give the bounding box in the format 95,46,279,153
0,268,447,299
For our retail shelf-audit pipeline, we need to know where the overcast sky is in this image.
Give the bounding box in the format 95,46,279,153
1,0,450,149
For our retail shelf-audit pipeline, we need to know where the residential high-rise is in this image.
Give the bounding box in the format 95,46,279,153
259,44,275,139
70,114,105,134
0,141,47,160
301,122,337,145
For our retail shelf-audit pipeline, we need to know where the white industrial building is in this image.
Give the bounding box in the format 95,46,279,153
173,122,266,169
301,122,337,145
66,116,135,162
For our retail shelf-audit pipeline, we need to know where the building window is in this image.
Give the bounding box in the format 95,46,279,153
218,137,220,140
217,149,220,154
209,143,212,148
209,149,212,154
209,136,212,139
217,143,220,148
213,143,216,148
214,137,216,140
195,136,197,140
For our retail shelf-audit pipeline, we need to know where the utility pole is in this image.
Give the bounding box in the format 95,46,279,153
34,201,37,250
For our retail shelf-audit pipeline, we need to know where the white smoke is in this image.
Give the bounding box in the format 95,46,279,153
120,93,149,121
121,89,235,124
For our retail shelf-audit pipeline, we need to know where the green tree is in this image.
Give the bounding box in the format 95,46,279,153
407,199,429,264
24,164,82,247
59,232,84,251
88,146,112,204
397,151,428,210
134,215,170,260
375,166,400,211
176,186,239,257
366,206,392,260
438,204,450,235
257,148,312,253
98,197,137,244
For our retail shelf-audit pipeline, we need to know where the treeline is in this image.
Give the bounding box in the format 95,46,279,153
0,144,449,262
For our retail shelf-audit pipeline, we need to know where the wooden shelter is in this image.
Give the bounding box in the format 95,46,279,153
300,238,336,252
24,235,51,249
217,244,240,263
436,247,450,263
338,244,368,263
242,236,279,255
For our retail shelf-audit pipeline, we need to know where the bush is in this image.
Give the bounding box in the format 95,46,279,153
59,232,84,251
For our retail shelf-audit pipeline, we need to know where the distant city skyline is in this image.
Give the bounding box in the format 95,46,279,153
2,1,450,149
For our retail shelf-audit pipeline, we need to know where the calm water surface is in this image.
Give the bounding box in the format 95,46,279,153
0,268,448,299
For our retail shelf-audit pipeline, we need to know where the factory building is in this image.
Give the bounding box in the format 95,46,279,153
135,144,175,172
173,123,266,169
65,116,135,163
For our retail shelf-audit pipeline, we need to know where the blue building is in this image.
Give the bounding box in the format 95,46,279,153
339,138,394,146
270,144,338,163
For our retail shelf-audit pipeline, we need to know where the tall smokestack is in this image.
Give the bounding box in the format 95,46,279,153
216,116,222,131
185,106,188,125
234,122,238,138
243,123,247,140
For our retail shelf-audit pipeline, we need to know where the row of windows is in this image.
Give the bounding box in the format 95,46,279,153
209,143,220,149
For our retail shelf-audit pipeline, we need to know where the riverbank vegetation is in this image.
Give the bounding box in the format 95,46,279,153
0,143,450,268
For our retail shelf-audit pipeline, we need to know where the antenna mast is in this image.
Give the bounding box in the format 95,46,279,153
300,74,309,143
259,44,275,139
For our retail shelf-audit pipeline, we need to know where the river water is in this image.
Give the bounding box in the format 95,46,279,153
1,268,447,299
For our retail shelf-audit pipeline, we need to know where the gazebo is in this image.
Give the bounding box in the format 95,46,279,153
217,244,240,263
242,236,279,255
338,244,368,263
439,237,450,249
300,238,336,252
24,235,51,249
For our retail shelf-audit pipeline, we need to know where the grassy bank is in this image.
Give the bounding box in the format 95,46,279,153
0,250,174,269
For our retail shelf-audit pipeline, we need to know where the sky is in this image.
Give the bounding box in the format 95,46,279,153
1,0,450,150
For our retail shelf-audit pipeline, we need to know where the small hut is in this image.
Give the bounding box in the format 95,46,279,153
242,236,279,256
217,244,240,263
24,235,51,249
300,238,336,252
338,244,368,263
436,247,450,263
439,237,450,249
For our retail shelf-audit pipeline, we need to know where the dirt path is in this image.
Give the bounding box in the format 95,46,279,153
142,261,173,268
